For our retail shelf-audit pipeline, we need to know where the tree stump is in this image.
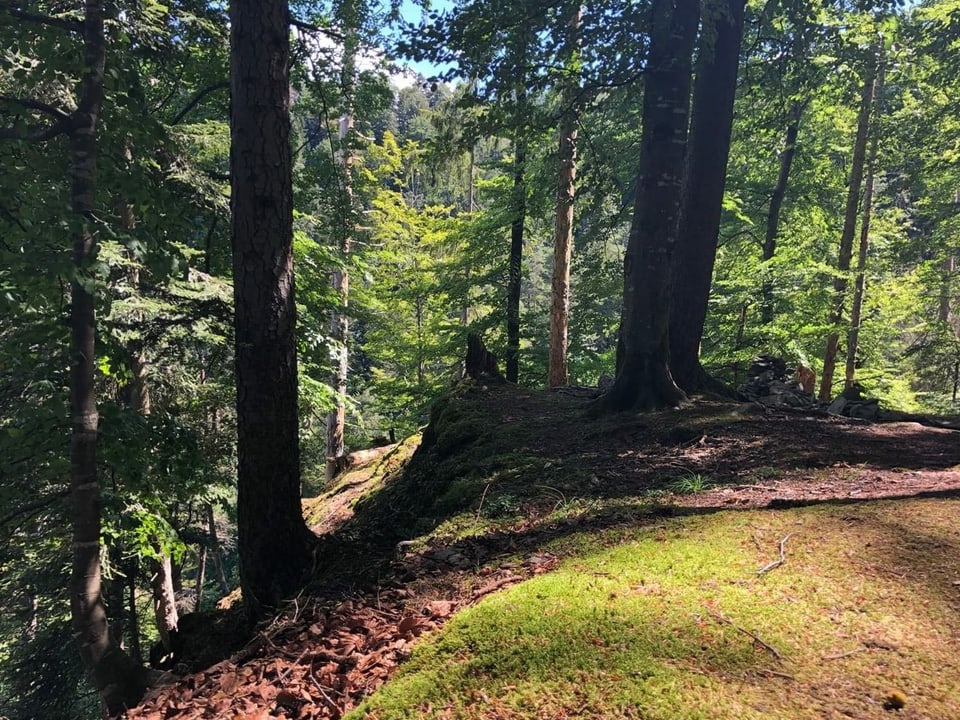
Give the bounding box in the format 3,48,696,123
465,332,505,382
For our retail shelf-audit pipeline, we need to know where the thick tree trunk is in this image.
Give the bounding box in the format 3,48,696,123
506,132,527,384
844,120,881,389
668,0,746,394
69,1,146,714
548,3,582,389
230,0,314,618
760,102,803,325
819,53,879,402
598,0,699,413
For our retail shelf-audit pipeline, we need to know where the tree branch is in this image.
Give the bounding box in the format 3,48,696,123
0,95,71,121
0,112,80,143
0,488,70,528
290,15,344,41
170,81,229,125
0,3,82,33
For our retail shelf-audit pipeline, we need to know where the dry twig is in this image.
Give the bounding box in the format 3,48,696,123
704,608,783,660
757,533,793,575
821,647,866,661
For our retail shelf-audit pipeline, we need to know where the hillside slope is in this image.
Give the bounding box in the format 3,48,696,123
129,382,960,719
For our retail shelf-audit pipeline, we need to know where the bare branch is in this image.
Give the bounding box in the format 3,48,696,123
0,95,70,121
170,81,229,125
0,488,70,528
290,15,344,41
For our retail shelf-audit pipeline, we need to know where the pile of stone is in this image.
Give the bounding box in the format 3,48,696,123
739,355,817,409
740,355,886,420
826,383,882,420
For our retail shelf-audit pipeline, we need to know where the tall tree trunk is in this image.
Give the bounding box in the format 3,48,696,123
548,3,582,389
938,255,955,324
206,503,229,595
326,12,358,482
668,0,746,394
844,93,882,389
819,52,879,402
22,588,38,644
597,0,699,413
505,18,531,385
760,102,803,326
69,1,146,713
506,130,527,384
127,557,141,663
230,0,314,619
194,544,207,612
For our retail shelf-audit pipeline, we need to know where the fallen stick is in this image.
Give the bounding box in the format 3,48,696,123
704,608,783,661
757,533,792,575
822,647,866,661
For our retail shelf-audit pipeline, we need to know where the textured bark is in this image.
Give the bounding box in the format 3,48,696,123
194,544,208,612
938,256,955,325
598,0,699,412
68,1,146,714
505,19,531,385
760,103,803,325
150,553,179,652
819,53,879,402
845,106,881,389
326,15,358,482
22,590,37,644
231,0,314,618
206,503,229,595
548,4,582,389
668,0,746,394
506,131,527,384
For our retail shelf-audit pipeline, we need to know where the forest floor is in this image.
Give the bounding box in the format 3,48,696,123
128,382,960,720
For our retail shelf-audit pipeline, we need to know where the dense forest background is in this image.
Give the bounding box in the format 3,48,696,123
2,0,960,716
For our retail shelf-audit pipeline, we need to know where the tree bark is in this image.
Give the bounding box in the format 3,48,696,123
819,51,879,402
67,1,146,714
844,98,882,389
194,544,207,612
505,16,531,385
206,503,229,595
598,0,699,412
230,0,314,618
506,130,527,384
326,9,358,482
760,102,803,325
149,552,179,653
548,3,582,389
668,0,746,394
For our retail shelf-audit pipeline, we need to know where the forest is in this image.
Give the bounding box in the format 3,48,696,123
2,0,960,717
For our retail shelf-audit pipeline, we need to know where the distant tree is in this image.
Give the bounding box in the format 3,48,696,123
819,43,881,402
230,0,315,618
597,0,699,412
548,2,582,389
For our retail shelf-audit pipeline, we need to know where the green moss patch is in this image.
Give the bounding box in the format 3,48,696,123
350,498,960,719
